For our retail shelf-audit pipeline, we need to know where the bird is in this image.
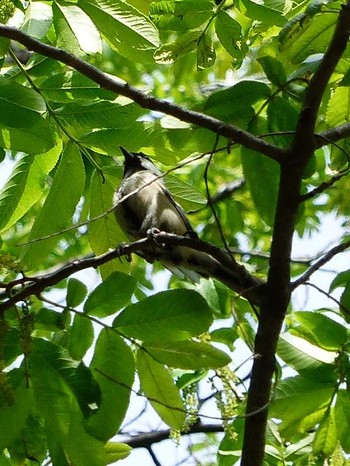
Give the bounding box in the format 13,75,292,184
113,146,263,303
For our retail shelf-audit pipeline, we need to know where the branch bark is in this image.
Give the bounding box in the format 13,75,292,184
241,3,350,465
122,422,224,449
0,233,263,314
291,239,350,290
0,24,283,162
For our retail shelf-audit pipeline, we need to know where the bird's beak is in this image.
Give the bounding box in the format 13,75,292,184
119,146,133,160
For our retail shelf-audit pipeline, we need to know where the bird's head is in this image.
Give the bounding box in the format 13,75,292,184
119,146,162,177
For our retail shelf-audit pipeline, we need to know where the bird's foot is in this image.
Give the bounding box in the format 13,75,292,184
116,242,132,262
146,227,164,246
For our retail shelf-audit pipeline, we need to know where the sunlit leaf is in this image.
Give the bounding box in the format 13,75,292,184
79,0,159,62
137,349,186,429
145,340,231,369
53,3,102,54
21,143,85,269
21,1,52,39
154,30,200,64
113,289,212,342
84,271,136,317
86,329,135,440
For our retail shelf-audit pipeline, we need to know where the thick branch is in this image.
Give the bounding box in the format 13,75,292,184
0,233,264,313
0,25,283,161
241,4,350,465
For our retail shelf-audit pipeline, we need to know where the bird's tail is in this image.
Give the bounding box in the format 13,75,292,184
151,246,263,305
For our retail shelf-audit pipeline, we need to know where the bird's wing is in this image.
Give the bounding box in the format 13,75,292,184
160,183,195,233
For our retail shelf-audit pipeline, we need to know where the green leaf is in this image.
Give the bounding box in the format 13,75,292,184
41,71,116,103
241,146,280,226
0,371,32,451
137,349,186,429
0,144,61,233
335,390,350,453
327,87,350,127
0,120,55,155
269,376,334,436
279,11,337,63
340,285,350,322
0,80,55,153
313,407,337,456
87,329,135,440
257,56,287,86
154,30,201,64
53,3,83,55
88,169,127,277
78,0,159,62
81,122,164,155
104,442,131,464
204,81,271,123
197,33,216,70
9,414,47,464
292,311,348,351
53,3,102,55
21,144,85,269
84,271,136,317
0,79,47,128
329,269,350,292
210,327,237,351
56,100,144,136
328,271,350,322
240,0,286,26
35,308,68,332
278,333,337,382
68,314,94,360
30,340,105,465
267,96,298,146
165,174,207,210
149,0,215,30
66,278,88,308
145,340,231,369
215,10,247,66
113,289,213,342
21,1,52,39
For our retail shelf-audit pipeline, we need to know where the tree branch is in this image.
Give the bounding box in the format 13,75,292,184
241,4,350,465
291,239,350,290
210,179,246,204
122,422,224,449
0,233,264,314
0,24,283,162
317,123,350,148
300,170,349,201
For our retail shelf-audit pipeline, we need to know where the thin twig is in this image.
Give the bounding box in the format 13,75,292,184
300,171,349,202
291,239,350,290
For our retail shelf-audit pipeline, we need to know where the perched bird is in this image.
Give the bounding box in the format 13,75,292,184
114,147,263,302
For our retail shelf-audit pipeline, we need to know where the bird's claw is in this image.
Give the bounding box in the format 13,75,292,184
116,242,132,262
146,228,164,246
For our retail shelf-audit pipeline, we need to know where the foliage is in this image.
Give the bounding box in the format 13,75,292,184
0,0,349,465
